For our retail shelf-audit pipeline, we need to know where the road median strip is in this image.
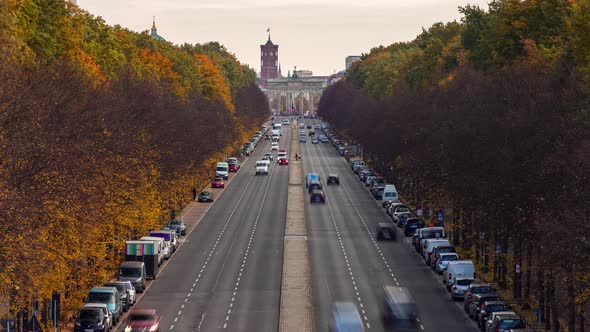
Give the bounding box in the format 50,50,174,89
279,122,313,332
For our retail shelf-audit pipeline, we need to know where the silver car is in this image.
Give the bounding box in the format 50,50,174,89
436,253,460,273
450,277,474,300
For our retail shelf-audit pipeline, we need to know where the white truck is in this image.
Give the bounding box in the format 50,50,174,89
255,160,270,175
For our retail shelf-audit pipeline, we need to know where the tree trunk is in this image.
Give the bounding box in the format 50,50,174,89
568,265,575,332
525,242,532,300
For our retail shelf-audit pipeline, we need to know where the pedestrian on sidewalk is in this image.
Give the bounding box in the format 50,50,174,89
295,153,298,160
192,187,197,201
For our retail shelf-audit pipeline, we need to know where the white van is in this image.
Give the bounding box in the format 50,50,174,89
417,227,446,253
443,260,475,290
140,236,165,265
216,162,229,180
422,239,450,264
382,184,399,205
255,160,270,175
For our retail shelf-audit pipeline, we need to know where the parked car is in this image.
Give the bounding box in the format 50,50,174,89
430,245,456,270
227,158,240,172
198,191,214,203
215,162,229,180
444,260,475,290
82,304,112,332
485,313,525,332
310,190,325,204
468,293,502,319
423,239,451,265
327,174,340,185
118,261,146,293
331,302,364,332
404,218,424,236
386,203,407,216
103,281,131,312
393,212,414,227
124,309,161,332
86,287,123,323
450,277,474,300
75,307,108,332
211,177,225,188
478,301,510,330
464,283,495,312
434,252,459,273
166,219,187,235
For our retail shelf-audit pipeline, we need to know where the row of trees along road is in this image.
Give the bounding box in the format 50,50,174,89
0,0,269,327
319,1,590,331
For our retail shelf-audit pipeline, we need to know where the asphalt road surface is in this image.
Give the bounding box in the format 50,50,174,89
124,117,477,332
128,123,291,331
300,119,477,332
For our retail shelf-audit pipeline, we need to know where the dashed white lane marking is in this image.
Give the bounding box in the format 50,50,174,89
223,142,280,329
169,164,259,330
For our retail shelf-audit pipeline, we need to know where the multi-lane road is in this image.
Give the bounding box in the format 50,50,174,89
125,117,477,331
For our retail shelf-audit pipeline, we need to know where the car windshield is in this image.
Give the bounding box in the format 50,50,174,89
474,286,493,294
130,314,156,322
441,255,458,261
456,279,473,286
169,219,181,225
79,309,101,320
487,305,509,312
105,284,125,293
216,166,228,172
396,207,410,213
88,292,114,303
214,178,222,181
498,319,525,328
200,192,210,196
120,267,141,277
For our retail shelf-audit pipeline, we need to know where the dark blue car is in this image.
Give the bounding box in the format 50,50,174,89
75,308,108,332
166,219,186,236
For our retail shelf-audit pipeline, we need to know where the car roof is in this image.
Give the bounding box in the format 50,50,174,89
120,261,144,267
483,301,507,306
311,189,324,194
90,286,116,293
328,174,339,177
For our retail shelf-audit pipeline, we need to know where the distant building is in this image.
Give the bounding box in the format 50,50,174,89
345,56,361,70
294,70,313,77
150,17,165,41
260,32,279,88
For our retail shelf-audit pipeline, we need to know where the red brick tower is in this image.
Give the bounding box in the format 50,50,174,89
260,31,278,88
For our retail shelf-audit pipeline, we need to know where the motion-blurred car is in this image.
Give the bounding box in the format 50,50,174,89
198,191,214,203
211,177,225,188
308,180,323,193
382,286,417,328
166,219,187,235
278,157,289,165
327,174,340,185
310,190,325,204
392,212,414,227
124,309,160,332
331,302,364,332
376,223,395,241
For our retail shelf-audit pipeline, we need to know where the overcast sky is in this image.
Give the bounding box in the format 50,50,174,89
79,0,490,76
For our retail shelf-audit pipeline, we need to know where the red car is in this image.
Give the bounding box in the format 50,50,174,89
278,157,289,165
212,177,225,188
227,158,240,172
125,309,160,332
